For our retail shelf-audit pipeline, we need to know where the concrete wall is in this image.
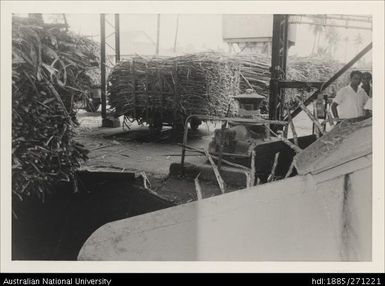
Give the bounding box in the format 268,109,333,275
222,15,296,43
78,160,372,261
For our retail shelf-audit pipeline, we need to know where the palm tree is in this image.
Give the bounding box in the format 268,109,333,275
354,33,363,54
309,16,326,55
325,25,340,57
343,35,350,62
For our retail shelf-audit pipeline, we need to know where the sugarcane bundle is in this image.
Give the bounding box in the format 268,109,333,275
232,54,355,100
171,52,240,120
231,54,271,96
107,55,174,121
108,52,240,126
286,55,351,102
12,16,99,203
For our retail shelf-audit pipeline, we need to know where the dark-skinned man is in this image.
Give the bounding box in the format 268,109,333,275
361,72,372,97
331,71,369,120
362,72,372,117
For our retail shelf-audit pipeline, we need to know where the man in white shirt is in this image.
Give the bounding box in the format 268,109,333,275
364,97,372,117
331,71,369,119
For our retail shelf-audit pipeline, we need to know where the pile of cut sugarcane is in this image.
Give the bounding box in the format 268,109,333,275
108,52,240,126
286,55,352,102
231,54,271,95
108,51,357,127
12,16,99,203
235,54,351,100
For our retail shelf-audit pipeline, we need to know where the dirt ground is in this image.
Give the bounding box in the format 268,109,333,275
75,109,313,204
75,110,227,204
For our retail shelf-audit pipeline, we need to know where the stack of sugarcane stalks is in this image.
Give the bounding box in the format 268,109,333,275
286,55,355,103
12,16,99,203
108,52,363,128
171,53,240,119
108,52,240,126
233,54,355,102
231,54,271,96
107,56,175,122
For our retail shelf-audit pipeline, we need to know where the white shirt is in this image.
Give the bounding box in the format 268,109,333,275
364,98,372,111
333,85,369,119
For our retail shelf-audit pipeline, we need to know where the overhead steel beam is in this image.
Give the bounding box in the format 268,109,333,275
286,42,373,120
288,21,372,31
278,81,325,89
296,14,372,24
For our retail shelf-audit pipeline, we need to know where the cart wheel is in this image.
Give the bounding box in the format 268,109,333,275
85,99,101,112
190,117,202,131
149,118,162,135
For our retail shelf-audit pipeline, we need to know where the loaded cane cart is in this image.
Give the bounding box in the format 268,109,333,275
107,54,240,133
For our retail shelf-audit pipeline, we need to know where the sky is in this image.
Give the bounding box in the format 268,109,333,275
46,14,372,64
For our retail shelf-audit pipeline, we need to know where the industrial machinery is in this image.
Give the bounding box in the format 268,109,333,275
208,89,269,156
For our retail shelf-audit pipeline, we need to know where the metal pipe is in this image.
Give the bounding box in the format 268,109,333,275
100,14,107,119
180,114,288,125
62,14,68,32
115,14,120,63
173,14,179,53
156,14,160,55
288,21,372,31
292,14,372,24
287,42,373,120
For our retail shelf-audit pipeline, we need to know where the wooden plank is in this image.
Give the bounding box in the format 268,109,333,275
194,173,203,200
204,150,226,194
265,125,303,153
296,97,324,135
180,144,250,171
250,150,256,187
287,111,298,146
285,160,295,178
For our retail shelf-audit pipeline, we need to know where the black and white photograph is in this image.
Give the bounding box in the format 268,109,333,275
1,0,384,274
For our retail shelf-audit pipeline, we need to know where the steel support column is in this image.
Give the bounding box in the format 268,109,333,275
100,14,107,120
269,15,289,123
115,14,120,63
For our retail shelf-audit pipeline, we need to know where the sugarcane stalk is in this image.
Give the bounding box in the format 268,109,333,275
295,96,324,135
285,160,296,178
265,125,303,153
287,110,298,146
204,150,226,194
267,152,280,182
